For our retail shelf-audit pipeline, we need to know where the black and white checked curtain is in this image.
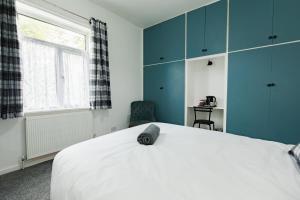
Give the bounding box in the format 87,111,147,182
89,18,111,110
0,0,22,119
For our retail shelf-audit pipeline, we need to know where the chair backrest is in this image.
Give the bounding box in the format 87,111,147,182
130,101,156,122
193,107,213,121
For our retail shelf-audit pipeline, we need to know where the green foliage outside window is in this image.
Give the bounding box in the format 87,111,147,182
18,15,85,50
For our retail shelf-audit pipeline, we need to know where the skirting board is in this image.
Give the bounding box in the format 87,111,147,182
0,153,56,176
0,165,20,176
23,152,57,168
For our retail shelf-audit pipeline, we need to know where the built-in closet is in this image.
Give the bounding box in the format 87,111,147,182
143,0,300,144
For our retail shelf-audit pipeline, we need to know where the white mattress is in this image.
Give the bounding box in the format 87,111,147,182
51,123,300,200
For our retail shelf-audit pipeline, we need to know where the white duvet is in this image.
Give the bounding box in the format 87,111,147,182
51,123,300,200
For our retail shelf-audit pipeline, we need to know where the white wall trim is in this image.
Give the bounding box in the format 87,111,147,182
0,153,56,176
229,40,300,54
23,154,56,168
223,54,228,132
226,0,230,53
186,53,227,62
184,58,187,126
144,59,185,67
0,165,21,176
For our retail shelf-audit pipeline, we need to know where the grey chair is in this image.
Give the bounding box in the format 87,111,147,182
129,101,156,127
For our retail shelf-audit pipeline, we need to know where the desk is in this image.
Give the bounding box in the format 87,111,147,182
188,106,224,110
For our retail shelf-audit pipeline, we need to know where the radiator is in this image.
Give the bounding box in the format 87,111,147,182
25,111,93,159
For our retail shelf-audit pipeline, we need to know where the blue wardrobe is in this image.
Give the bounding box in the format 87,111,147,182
227,0,300,144
227,43,300,144
143,15,185,125
143,0,300,144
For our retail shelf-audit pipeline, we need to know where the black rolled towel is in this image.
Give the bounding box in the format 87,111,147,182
137,124,160,145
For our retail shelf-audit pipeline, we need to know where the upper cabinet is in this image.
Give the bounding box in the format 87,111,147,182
273,0,300,44
229,0,300,51
205,0,228,56
144,15,185,66
187,6,206,58
229,0,273,51
187,0,227,59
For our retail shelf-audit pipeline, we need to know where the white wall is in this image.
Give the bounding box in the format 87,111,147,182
186,56,226,108
0,0,143,175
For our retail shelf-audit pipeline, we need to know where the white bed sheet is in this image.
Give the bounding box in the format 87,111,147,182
51,123,300,200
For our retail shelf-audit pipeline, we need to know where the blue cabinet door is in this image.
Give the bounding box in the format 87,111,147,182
227,48,272,140
187,7,206,58
144,61,185,125
144,15,185,65
229,0,273,51
269,43,300,144
273,0,300,44
187,0,227,59
205,0,227,55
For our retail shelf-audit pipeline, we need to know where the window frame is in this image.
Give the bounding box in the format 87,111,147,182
17,3,91,114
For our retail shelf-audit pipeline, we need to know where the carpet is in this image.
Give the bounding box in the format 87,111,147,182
0,161,52,200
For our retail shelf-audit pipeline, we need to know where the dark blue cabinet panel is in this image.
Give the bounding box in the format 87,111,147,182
273,0,300,44
228,43,300,144
144,61,185,125
227,48,272,140
187,0,227,58
187,7,206,58
229,0,273,51
205,0,227,55
144,15,185,65
269,43,300,144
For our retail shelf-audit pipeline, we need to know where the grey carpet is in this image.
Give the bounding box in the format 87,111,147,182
0,161,52,200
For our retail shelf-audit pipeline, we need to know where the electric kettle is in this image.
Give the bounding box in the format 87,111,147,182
206,96,217,107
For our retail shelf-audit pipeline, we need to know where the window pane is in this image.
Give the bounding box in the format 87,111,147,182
19,12,89,112
22,39,59,111
62,52,89,108
18,15,85,50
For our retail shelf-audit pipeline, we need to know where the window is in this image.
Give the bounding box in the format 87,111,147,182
18,14,89,112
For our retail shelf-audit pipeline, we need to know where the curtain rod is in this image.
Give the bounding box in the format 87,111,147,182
39,0,106,24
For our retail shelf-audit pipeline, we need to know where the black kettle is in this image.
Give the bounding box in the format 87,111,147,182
206,96,217,106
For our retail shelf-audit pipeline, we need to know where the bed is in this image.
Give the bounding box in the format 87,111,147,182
51,123,300,200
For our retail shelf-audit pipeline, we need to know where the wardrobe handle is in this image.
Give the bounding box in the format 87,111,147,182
159,86,164,90
267,83,276,87
159,57,164,60
202,49,208,52
268,35,278,40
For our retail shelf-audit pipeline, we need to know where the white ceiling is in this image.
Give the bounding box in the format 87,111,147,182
90,0,219,28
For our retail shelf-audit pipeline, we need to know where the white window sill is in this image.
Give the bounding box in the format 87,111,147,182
24,107,90,117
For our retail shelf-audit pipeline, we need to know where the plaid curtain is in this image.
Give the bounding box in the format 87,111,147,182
0,0,22,119
89,18,111,110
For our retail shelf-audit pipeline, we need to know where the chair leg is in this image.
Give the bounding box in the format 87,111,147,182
199,123,201,128
213,124,215,131
209,125,211,130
